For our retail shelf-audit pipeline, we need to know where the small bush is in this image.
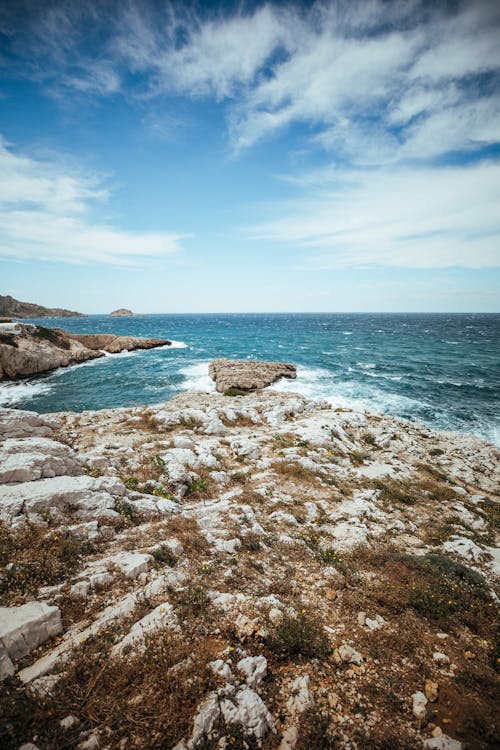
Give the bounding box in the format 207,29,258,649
375,479,417,506
0,522,94,604
296,708,339,749
224,388,248,397
152,545,178,567
114,498,140,525
0,333,18,347
267,610,331,660
33,325,71,350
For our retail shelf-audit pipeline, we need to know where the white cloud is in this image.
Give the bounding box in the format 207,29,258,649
0,137,185,265
248,161,500,269
4,1,500,165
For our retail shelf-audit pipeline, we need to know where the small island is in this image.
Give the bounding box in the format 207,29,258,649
110,309,135,317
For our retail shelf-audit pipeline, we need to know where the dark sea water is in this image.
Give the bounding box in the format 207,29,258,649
1,313,499,446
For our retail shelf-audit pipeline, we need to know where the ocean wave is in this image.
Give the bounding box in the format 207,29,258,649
0,380,54,406
179,361,216,392
167,340,188,349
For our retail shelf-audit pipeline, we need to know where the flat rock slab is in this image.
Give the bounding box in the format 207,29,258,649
0,408,54,439
0,601,62,679
0,474,125,525
209,359,296,393
0,437,83,484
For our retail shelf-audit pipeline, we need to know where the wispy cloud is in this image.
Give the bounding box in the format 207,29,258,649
248,160,500,268
3,1,499,164
0,137,185,265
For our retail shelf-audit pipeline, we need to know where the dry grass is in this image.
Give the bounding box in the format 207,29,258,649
0,629,217,750
0,522,96,605
270,460,324,485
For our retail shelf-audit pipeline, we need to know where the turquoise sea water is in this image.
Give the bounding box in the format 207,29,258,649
0,313,499,446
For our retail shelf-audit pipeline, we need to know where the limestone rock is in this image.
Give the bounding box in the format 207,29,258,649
0,601,62,678
0,408,54,439
423,736,463,750
411,691,428,722
209,358,296,393
338,644,362,665
237,655,268,688
0,437,82,484
112,602,178,655
0,324,170,381
287,674,314,715
0,474,125,525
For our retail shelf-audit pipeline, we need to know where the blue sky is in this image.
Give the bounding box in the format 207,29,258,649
0,0,499,313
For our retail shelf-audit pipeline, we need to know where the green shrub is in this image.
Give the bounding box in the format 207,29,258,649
266,610,331,660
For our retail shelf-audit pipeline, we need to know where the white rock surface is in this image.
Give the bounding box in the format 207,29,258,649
411,691,428,721
237,655,267,688
0,437,82,484
112,602,178,655
423,736,464,750
287,674,314,715
0,601,62,678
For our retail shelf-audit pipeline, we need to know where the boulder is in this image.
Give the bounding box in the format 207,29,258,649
209,359,296,393
0,602,62,679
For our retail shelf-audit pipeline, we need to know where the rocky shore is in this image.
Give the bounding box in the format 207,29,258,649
0,325,170,381
0,384,498,750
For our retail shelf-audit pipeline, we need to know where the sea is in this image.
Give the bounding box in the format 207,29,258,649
1,313,499,447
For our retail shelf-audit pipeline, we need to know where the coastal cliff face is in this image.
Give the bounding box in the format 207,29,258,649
0,295,84,318
0,325,171,380
0,390,498,750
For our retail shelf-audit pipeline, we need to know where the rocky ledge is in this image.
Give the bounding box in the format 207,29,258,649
0,390,498,750
209,358,296,393
0,324,170,380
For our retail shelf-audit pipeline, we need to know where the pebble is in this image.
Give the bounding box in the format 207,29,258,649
411,691,428,722
433,652,450,666
425,679,439,703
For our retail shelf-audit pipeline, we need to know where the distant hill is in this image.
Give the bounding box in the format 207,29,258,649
0,295,85,319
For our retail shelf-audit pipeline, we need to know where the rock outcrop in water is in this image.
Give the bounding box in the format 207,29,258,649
0,390,498,749
209,358,296,393
0,324,170,380
110,309,134,317
0,294,84,318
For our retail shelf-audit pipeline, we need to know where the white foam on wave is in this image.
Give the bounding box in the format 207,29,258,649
0,380,54,406
179,361,216,393
167,340,188,349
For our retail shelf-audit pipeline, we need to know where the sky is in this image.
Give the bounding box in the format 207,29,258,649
0,0,499,313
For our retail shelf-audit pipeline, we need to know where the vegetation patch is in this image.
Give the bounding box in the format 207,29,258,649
374,479,418,506
33,325,71,350
266,609,331,660
0,333,18,347
0,522,95,605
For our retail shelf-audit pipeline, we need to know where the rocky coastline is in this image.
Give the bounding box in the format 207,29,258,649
0,324,171,381
0,380,498,750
